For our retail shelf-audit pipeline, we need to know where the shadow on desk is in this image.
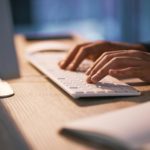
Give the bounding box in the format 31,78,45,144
0,101,31,150
76,90,150,107
60,129,129,150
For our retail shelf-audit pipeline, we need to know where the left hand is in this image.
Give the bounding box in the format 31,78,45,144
59,41,145,71
86,50,150,83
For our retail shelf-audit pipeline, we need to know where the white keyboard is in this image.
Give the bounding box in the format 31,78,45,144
26,52,141,98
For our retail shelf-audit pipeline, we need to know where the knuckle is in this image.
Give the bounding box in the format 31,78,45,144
111,57,122,67
92,40,101,45
103,54,113,61
77,43,84,47
94,40,111,47
111,57,120,62
130,49,139,53
74,43,87,50
101,51,110,57
76,43,84,48
100,41,110,45
80,46,91,54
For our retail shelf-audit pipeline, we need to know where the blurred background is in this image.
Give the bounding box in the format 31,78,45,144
10,0,150,42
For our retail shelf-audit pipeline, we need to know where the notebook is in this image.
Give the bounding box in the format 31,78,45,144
62,102,150,150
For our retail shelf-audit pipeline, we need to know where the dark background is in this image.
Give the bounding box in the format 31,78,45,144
10,0,150,42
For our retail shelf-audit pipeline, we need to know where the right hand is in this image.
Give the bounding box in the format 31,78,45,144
86,50,150,83
59,41,146,71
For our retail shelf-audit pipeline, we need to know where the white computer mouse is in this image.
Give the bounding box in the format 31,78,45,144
0,80,14,98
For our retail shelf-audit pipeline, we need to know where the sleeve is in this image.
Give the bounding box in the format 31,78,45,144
141,43,150,52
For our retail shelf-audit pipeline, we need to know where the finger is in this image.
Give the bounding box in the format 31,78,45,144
86,50,128,77
67,41,111,71
59,42,91,69
86,50,148,76
90,57,143,83
86,50,127,75
67,45,91,70
85,42,125,75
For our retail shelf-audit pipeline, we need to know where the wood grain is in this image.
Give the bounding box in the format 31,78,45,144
0,35,149,150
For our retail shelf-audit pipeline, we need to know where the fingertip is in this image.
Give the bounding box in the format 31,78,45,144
66,63,73,70
58,60,66,69
91,75,99,83
58,60,63,67
86,76,92,83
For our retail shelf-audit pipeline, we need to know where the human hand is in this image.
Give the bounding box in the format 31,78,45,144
86,50,150,83
59,41,146,71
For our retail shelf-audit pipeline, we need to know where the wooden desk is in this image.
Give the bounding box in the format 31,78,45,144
0,35,150,150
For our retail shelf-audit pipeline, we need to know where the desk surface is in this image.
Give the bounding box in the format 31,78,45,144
1,35,150,150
